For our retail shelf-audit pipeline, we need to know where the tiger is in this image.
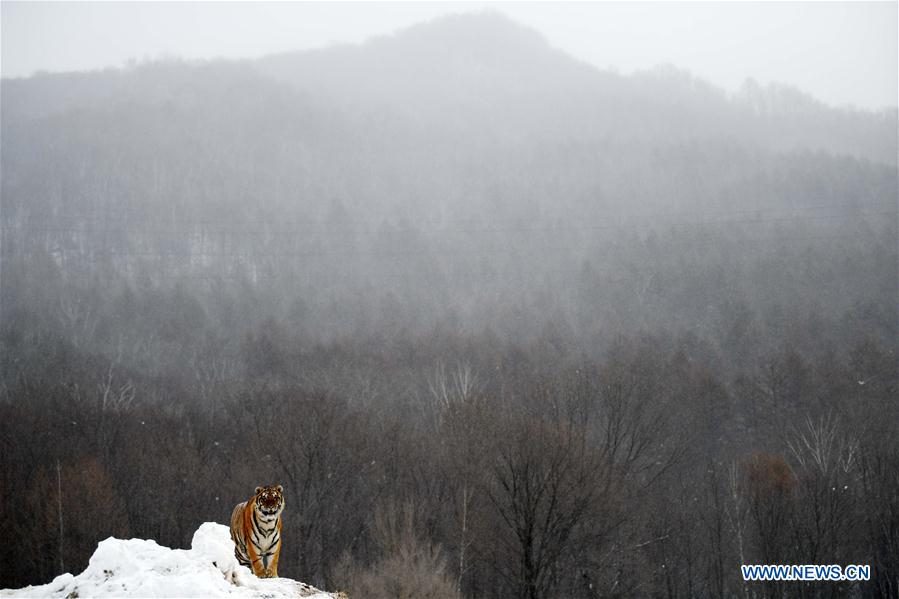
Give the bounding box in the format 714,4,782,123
229,484,284,578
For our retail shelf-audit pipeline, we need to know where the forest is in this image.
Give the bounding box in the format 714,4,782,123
1,13,897,599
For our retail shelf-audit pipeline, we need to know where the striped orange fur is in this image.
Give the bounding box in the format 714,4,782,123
229,485,284,578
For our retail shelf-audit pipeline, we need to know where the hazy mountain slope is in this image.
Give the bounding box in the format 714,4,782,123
257,12,897,164
3,12,895,164
4,10,895,226
1,11,895,345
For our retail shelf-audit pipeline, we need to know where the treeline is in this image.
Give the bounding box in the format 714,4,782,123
1,275,896,597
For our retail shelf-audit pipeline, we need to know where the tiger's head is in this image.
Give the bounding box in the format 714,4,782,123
254,484,284,518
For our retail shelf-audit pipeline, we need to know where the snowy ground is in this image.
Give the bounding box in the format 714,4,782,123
3,522,339,598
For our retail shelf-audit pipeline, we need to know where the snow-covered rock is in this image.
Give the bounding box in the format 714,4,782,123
3,522,340,598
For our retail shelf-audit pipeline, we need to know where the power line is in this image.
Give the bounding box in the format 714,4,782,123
7,199,894,226
0,231,888,262
1,208,894,237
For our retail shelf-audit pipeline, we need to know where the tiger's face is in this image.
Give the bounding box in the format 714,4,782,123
254,485,284,518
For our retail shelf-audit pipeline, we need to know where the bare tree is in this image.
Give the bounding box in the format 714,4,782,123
725,461,751,598
787,415,859,564
786,414,857,478
433,363,488,594
486,417,603,599
57,293,99,350
96,361,136,413
334,499,460,599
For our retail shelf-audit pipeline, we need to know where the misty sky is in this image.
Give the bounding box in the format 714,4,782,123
2,1,896,110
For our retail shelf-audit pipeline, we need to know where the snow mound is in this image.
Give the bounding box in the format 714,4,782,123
3,522,340,598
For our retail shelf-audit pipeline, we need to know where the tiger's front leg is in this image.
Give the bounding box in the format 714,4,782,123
259,552,278,578
268,549,280,578
251,558,268,578
245,544,267,578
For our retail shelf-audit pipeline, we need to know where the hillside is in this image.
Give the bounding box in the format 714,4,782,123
4,13,895,164
1,10,896,353
1,9,895,338
258,13,897,164
2,523,340,598
2,13,895,233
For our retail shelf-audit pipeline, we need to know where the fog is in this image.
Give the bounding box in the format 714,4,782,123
1,6,897,599
3,2,897,109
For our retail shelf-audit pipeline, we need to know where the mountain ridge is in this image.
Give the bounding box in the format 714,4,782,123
3,12,894,165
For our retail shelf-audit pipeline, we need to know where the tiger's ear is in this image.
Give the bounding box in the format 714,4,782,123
276,485,283,493
255,486,263,495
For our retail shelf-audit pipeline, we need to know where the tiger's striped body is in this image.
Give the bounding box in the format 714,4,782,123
230,485,284,578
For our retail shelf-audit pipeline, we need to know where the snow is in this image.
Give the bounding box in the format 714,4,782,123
3,522,338,598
